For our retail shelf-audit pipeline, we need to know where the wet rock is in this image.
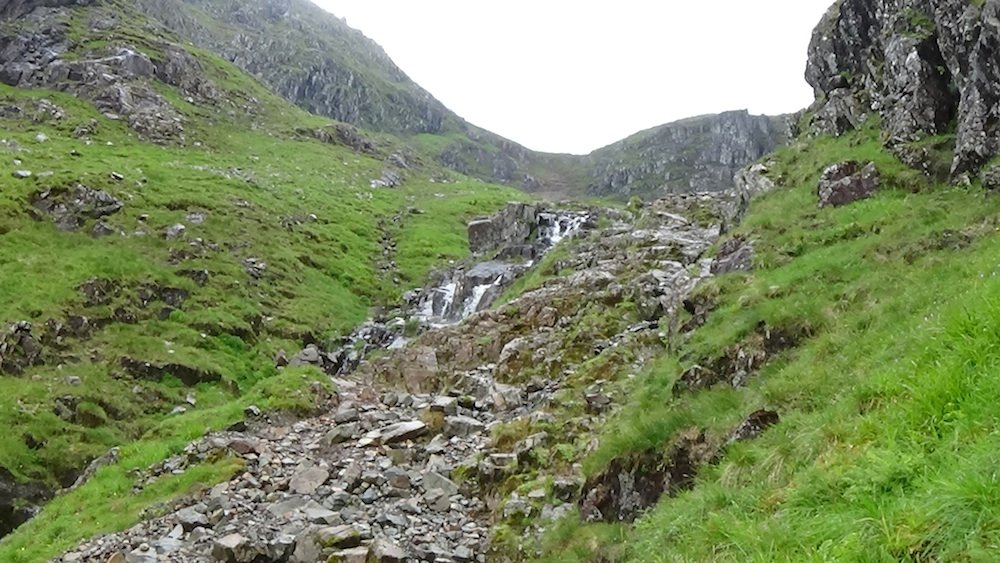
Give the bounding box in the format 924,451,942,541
817,161,880,207
467,202,541,255
49,194,727,561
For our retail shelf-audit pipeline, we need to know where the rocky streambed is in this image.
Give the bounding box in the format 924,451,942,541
55,194,735,563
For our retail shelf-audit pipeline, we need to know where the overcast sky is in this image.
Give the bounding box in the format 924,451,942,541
313,1,833,155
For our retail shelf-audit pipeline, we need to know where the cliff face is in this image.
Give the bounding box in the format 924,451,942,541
805,0,1000,180
134,0,452,135
125,0,789,198
1,0,793,198
584,111,794,198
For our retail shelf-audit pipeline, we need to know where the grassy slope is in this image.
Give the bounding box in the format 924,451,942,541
539,121,1000,561
0,2,521,559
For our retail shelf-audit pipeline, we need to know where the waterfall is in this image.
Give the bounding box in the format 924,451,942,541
461,275,504,318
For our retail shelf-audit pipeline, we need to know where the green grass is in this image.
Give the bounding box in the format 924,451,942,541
0,367,330,563
0,1,522,556
537,123,1000,561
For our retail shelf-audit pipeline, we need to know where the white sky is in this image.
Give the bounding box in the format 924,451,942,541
313,1,833,155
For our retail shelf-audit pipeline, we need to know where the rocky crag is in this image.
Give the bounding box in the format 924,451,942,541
52,190,742,562
583,110,794,199
806,0,1000,183
60,0,790,198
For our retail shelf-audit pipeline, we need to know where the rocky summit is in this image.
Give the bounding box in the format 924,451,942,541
5,0,1000,562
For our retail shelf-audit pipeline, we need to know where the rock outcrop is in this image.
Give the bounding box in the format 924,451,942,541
817,160,881,207
136,0,449,135
37,0,784,198
585,110,794,199
805,0,1000,179
0,4,220,142
0,467,49,538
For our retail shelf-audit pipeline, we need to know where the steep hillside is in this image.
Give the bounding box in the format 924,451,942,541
10,0,1000,562
805,0,1000,181
584,110,793,199
121,0,789,199
535,118,1000,563
523,0,1000,560
0,0,521,545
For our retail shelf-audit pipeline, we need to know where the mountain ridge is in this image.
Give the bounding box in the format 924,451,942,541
122,0,792,198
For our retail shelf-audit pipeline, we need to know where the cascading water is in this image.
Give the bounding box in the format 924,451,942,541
289,206,593,376
461,275,504,318
414,210,588,326
539,212,589,246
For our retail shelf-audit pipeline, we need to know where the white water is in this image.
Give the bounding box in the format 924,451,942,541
462,275,504,318
415,211,591,326
417,282,457,322
540,213,588,246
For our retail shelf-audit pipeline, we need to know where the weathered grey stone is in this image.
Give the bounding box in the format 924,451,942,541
422,471,458,497
805,0,1000,178
443,415,485,438
981,164,1000,190
817,161,880,207
328,547,368,563
379,420,427,445
175,507,209,531
288,466,329,495
711,236,754,275
163,223,186,239
587,110,792,199
211,533,263,563
369,538,408,562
